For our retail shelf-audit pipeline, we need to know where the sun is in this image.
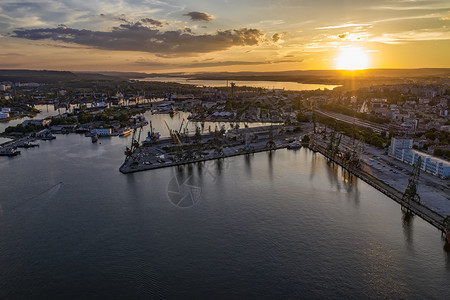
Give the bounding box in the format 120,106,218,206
335,47,370,70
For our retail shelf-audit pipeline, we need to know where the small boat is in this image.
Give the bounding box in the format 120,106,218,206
287,141,301,149
91,134,99,143
120,128,133,137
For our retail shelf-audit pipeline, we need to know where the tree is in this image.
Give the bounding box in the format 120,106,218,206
296,112,309,122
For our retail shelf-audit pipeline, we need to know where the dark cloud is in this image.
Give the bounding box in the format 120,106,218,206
11,23,264,56
136,59,303,68
183,11,214,22
272,33,280,42
338,32,349,39
141,18,164,27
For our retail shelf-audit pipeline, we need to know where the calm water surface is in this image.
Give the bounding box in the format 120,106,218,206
0,115,449,299
139,77,339,91
0,104,71,133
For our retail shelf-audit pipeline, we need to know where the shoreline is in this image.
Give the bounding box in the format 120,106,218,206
119,137,447,234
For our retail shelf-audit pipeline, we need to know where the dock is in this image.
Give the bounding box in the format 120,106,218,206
119,139,287,174
312,144,447,233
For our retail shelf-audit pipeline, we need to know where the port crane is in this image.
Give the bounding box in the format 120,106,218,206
124,126,143,161
310,113,317,151
326,122,341,159
401,156,422,206
164,120,183,148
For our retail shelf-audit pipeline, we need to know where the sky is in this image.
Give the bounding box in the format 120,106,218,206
0,0,449,72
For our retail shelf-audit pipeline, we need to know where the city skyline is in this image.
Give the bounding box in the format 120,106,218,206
0,0,449,72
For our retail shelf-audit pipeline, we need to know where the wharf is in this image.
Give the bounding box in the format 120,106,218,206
312,144,447,233
0,137,28,149
120,141,287,174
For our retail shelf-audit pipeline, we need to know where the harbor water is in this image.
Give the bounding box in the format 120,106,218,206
0,118,449,298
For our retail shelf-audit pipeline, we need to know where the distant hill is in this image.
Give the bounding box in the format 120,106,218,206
1,68,449,86
0,69,121,83
187,68,450,83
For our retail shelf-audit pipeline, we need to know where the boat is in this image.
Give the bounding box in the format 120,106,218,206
287,141,301,149
40,133,56,140
120,128,133,137
0,148,21,156
91,134,99,143
75,127,89,134
142,121,161,145
17,141,39,148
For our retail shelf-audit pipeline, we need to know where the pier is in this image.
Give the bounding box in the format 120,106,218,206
312,144,448,233
119,138,287,174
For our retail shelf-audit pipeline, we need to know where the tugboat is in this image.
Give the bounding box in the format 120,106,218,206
91,133,99,143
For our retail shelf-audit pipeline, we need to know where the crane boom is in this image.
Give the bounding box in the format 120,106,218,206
178,119,185,133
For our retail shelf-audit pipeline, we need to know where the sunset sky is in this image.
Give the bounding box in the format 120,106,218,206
0,0,449,72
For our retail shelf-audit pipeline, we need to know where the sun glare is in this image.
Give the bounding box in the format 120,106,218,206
335,47,370,70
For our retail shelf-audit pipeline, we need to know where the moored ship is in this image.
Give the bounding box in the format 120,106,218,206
120,128,133,137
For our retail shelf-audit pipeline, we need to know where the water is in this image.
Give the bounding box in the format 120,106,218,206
139,77,339,91
0,104,72,133
0,116,449,299
142,111,272,139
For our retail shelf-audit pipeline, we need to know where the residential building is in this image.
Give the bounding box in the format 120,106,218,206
388,137,450,179
388,137,413,156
